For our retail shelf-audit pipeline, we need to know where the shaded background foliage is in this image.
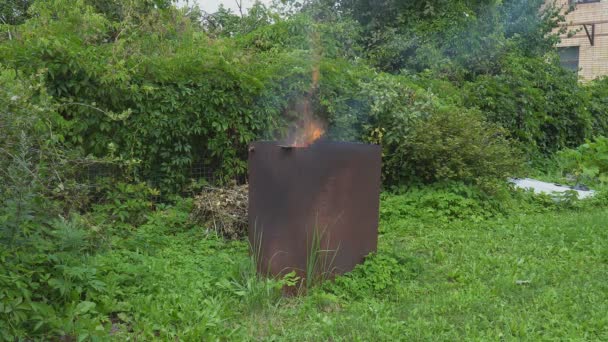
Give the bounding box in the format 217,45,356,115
465,54,593,155
1,0,603,191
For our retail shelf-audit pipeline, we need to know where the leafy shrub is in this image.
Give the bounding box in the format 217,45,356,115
1,2,372,193
0,213,107,340
557,137,608,185
466,54,593,156
364,73,521,187
361,73,438,184
239,12,362,59
6,0,588,193
587,77,608,137
326,253,422,300
92,182,156,224
0,66,109,340
380,182,505,224
0,66,92,210
0,1,286,192
405,109,522,186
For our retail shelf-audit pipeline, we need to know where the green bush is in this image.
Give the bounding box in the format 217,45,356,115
363,73,521,186
587,77,608,137
0,65,109,340
5,1,603,193
0,65,92,233
326,253,422,300
405,109,522,186
0,1,287,192
466,54,593,156
91,182,156,229
338,0,559,77
361,73,438,184
557,136,608,185
0,215,107,341
0,2,371,192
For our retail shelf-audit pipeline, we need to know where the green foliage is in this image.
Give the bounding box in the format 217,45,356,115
0,214,107,341
3,0,607,193
3,174,608,340
334,0,561,76
558,137,608,185
218,260,297,312
381,180,608,226
3,0,608,340
0,65,95,247
0,65,108,340
91,230,241,339
304,226,338,290
203,2,276,38
405,109,522,186
91,182,156,228
240,13,361,59
326,253,421,300
0,1,367,192
362,73,521,186
587,77,608,137
0,67,77,200
466,54,593,156
91,190,608,340
145,197,195,234
0,0,33,26
380,183,505,224
0,1,285,192
362,73,437,184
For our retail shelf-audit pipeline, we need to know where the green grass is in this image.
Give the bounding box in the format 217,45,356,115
90,195,608,341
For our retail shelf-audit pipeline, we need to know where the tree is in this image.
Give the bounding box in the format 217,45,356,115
318,0,561,76
0,0,32,26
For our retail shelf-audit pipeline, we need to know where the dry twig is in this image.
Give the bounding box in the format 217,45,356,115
190,184,248,239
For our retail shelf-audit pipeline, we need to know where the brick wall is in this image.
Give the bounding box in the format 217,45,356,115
553,0,608,80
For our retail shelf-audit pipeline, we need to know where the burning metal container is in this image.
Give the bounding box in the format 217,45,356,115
248,141,381,279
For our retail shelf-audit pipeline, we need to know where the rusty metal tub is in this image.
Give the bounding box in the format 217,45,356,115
248,141,381,278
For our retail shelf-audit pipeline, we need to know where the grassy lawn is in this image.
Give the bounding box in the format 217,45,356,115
94,196,608,341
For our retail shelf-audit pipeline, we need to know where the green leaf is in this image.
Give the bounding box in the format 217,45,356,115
75,301,96,315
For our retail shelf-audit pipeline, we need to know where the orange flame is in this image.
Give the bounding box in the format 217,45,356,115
285,31,326,147
291,115,326,147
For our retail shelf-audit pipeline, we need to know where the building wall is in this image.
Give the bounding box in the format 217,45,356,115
554,0,608,80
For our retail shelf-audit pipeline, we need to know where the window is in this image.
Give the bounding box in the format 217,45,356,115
558,46,580,73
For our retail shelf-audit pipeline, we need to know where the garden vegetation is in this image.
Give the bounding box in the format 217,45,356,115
1,0,607,340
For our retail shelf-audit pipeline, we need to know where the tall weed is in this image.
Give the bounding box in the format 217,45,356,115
557,136,608,185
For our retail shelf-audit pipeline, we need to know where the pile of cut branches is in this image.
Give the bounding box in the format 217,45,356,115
190,184,248,239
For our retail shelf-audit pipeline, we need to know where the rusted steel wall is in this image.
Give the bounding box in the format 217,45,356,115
248,141,381,278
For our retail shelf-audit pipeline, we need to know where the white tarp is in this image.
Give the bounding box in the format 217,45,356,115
510,178,595,199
